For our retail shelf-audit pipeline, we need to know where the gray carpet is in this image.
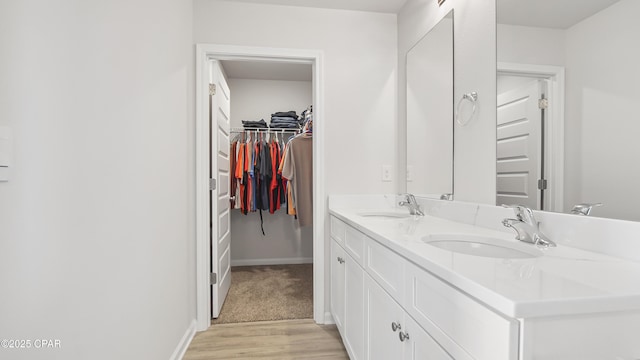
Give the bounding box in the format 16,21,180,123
212,264,313,324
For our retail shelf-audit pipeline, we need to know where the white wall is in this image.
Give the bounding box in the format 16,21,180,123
227,78,313,264
497,24,566,66
228,79,312,127
230,211,314,265
0,1,195,359
398,0,496,204
565,0,640,221
194,0,397,314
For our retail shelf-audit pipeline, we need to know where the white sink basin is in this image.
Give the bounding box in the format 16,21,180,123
357,211,411,219
421,234,543,259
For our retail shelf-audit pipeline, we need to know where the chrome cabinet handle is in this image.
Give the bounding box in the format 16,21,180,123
336,256,345,264
391,322,401,332
399,331,410,342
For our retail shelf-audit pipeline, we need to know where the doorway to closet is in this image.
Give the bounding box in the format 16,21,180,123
213,59,313,324
195,45,325,332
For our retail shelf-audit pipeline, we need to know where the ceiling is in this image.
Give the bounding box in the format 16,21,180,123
214,0,409,13
215,0,621,27
497,0,620,29
221,60,312,81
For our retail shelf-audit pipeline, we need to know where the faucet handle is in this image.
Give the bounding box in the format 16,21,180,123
501,204,527,214
501,204,535,223
571,203,602,216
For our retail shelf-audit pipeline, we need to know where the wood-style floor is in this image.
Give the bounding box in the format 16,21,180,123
183,319,349,359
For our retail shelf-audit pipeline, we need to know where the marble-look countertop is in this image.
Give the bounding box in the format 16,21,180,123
330,207,640,318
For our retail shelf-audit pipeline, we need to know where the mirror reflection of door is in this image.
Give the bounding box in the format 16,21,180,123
497,0,640,221
496,78,548,210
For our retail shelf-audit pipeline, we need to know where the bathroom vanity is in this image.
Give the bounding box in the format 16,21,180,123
329,195,640,360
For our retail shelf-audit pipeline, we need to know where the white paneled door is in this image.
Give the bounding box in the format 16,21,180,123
210,60,231,318
496,80,546,209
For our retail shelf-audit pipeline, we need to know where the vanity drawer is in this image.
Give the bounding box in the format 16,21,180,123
344,226,366,267
365,238,405,304
405,261,519,360
331,216,346,246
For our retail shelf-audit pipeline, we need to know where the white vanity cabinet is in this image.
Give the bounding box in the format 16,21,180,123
365,273,452,360
330,199,640,359
344,252,365,359
331,216,453,360
330,215,518,360
331,217,365,360
331,239,346,331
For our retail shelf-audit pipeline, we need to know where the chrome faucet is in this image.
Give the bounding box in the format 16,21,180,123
570,203,602,216
502,205,556,247
399,193,424,216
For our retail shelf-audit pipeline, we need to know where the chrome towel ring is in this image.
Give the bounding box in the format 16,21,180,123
455,91,478,126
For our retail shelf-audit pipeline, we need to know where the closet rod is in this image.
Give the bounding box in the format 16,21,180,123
230,127,301,134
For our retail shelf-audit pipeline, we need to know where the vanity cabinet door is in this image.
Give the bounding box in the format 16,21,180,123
365,274,404,360
403,316,453,360
344,251,365,360
365,273,451,360
331,239,346,331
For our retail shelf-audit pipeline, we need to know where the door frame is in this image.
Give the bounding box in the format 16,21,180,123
497,62,565,212
195,44,325,331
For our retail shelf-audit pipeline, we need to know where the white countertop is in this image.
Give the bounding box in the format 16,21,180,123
330,207,640,319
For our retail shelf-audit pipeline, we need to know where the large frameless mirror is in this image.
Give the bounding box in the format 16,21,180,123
406,10,454,198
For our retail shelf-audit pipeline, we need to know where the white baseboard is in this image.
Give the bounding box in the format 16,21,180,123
170,319,196,360
231,257,313,267
324,311,335,325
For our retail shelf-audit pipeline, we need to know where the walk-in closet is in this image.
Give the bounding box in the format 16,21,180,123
211,59,314,325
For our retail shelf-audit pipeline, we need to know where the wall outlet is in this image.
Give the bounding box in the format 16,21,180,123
382,165,392,182
406,166,414,182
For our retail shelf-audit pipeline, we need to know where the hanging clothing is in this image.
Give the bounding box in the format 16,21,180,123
229,141,238,208
270,141,281,213
229,125,308,226
235,142,245,212
282,135,313,226
243,138,252,215
259,140,272,211
251,140,258,212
